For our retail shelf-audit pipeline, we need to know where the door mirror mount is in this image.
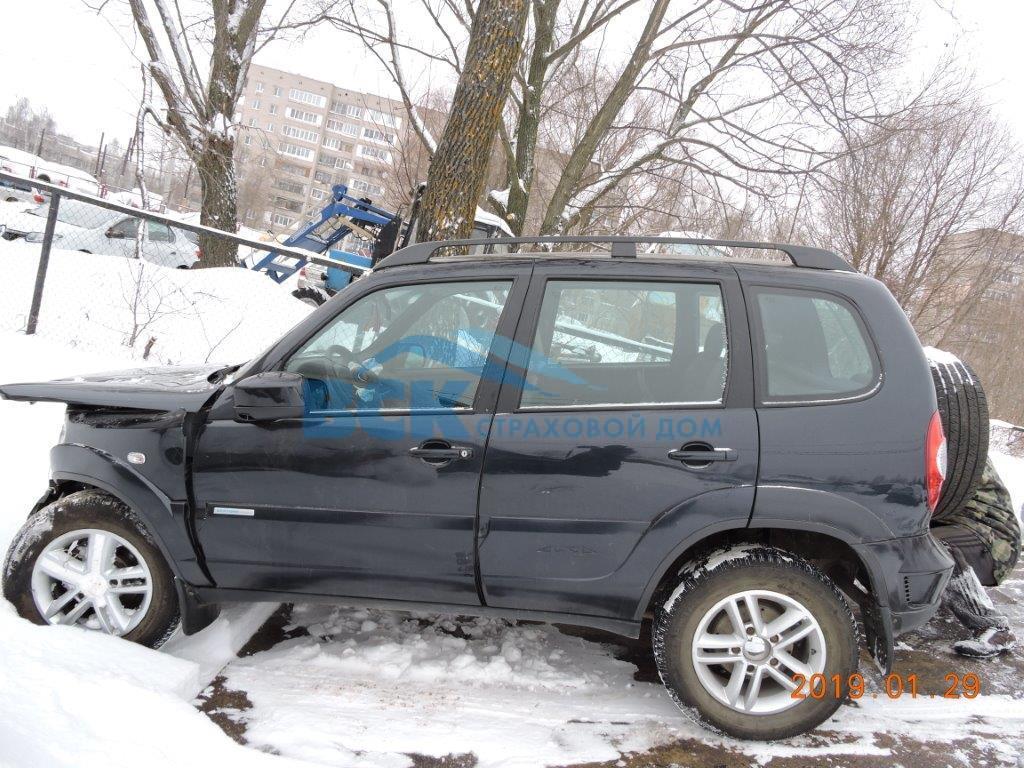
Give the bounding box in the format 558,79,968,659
233,371,306,422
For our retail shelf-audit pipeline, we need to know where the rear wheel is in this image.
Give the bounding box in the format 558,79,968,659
2,490,179,648
653,546,858,740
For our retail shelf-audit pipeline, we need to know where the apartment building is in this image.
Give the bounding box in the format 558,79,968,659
235,63,406,232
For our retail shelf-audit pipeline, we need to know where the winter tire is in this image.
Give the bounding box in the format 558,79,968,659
292,287,327,307
653,546,858,740
928,351,989,522
2,490,180,648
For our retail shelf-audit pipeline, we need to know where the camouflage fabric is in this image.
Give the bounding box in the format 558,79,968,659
935,458,1021,585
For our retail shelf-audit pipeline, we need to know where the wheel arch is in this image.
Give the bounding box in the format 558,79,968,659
638,521,893,669
46,442,210,586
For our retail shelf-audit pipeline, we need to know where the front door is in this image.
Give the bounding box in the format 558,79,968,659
192,267,529,604
478,262,759,620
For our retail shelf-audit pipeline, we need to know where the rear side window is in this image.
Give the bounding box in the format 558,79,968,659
755,288,878,401
520,280,727,408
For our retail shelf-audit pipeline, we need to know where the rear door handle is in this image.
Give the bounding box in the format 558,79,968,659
667,447,737,462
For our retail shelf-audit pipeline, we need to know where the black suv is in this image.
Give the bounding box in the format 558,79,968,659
1,236,954,740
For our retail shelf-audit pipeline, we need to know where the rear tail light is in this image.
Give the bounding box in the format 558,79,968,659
299,266,307,277
925,410,947,513
33,193,45,203
194,247,203,261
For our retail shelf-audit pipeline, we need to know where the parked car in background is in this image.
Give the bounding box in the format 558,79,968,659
24,206,201,269
0,145,100,195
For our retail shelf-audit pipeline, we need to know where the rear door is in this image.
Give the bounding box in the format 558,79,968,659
477,261,759,620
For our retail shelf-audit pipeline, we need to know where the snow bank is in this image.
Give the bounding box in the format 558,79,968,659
0,239,312,366
0,602,306,768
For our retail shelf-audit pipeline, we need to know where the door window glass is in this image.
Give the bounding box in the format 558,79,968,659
285,280,512,411
148,221,175,242
108,218,139,238
756,289,878,399
520,280,727,408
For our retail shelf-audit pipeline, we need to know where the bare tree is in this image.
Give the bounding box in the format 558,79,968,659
811,98,1024,331
90,0,318,265
331,0,914,237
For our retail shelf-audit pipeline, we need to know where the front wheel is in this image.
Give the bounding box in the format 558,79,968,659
2,490,180,648
653,546,857,740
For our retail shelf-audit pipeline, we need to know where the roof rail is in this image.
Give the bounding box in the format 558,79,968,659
374,235,853,272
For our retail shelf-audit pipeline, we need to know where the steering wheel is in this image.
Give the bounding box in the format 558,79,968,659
325,344,380,387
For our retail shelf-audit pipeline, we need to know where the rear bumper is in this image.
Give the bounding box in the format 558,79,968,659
855,531,954,635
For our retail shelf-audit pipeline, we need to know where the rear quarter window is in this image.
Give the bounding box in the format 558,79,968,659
754,287,879,402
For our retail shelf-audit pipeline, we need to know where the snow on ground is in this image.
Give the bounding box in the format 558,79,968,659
0,238,312,367
0,322,1022,766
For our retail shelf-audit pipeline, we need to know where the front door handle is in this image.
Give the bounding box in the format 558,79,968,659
667,445,737,463
409,440,474,465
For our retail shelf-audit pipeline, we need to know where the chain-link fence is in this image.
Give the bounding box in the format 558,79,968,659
0,170,332,368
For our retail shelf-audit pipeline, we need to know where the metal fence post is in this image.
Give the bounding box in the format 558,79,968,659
25,190,61,335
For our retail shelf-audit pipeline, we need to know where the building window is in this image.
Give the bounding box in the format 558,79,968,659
273,86,282,97
273,196,304,213
281,124,319,143
350,178,384,196
279,142,314,160
285,106,323,126
248,117,258,127
267,123,275,132
311,188,326,200
330,100,363,119
255,82,264,93
314,170,332,184
268,104,278,115
274,178,305,195
367,108,401,129
358,145,391,162
243,134,252,146
325,118,359,137
280,163,309,177
259,157,268,167
362,127,395,144
272,212,295,227
251,98,261,110
288,88,327,108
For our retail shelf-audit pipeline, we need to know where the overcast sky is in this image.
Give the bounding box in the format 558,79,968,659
1,1,1022,147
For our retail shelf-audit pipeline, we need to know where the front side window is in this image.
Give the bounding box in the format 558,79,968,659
756,288,878,401
520,280,727,408
147,221,174,243
108,218,140,238
285,280,512,412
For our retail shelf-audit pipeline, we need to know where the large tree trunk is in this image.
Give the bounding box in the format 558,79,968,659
415,0,529,243
195,135,239,268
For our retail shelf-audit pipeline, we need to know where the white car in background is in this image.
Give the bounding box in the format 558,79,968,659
15,199,200,269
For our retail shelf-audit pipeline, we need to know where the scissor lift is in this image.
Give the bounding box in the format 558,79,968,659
250,183,397,283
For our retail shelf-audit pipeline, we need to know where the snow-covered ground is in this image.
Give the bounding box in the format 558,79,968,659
0,259,1022,767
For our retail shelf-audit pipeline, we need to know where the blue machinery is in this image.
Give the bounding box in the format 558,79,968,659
251,184,400,291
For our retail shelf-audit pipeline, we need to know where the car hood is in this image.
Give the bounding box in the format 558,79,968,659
0,364,230,411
